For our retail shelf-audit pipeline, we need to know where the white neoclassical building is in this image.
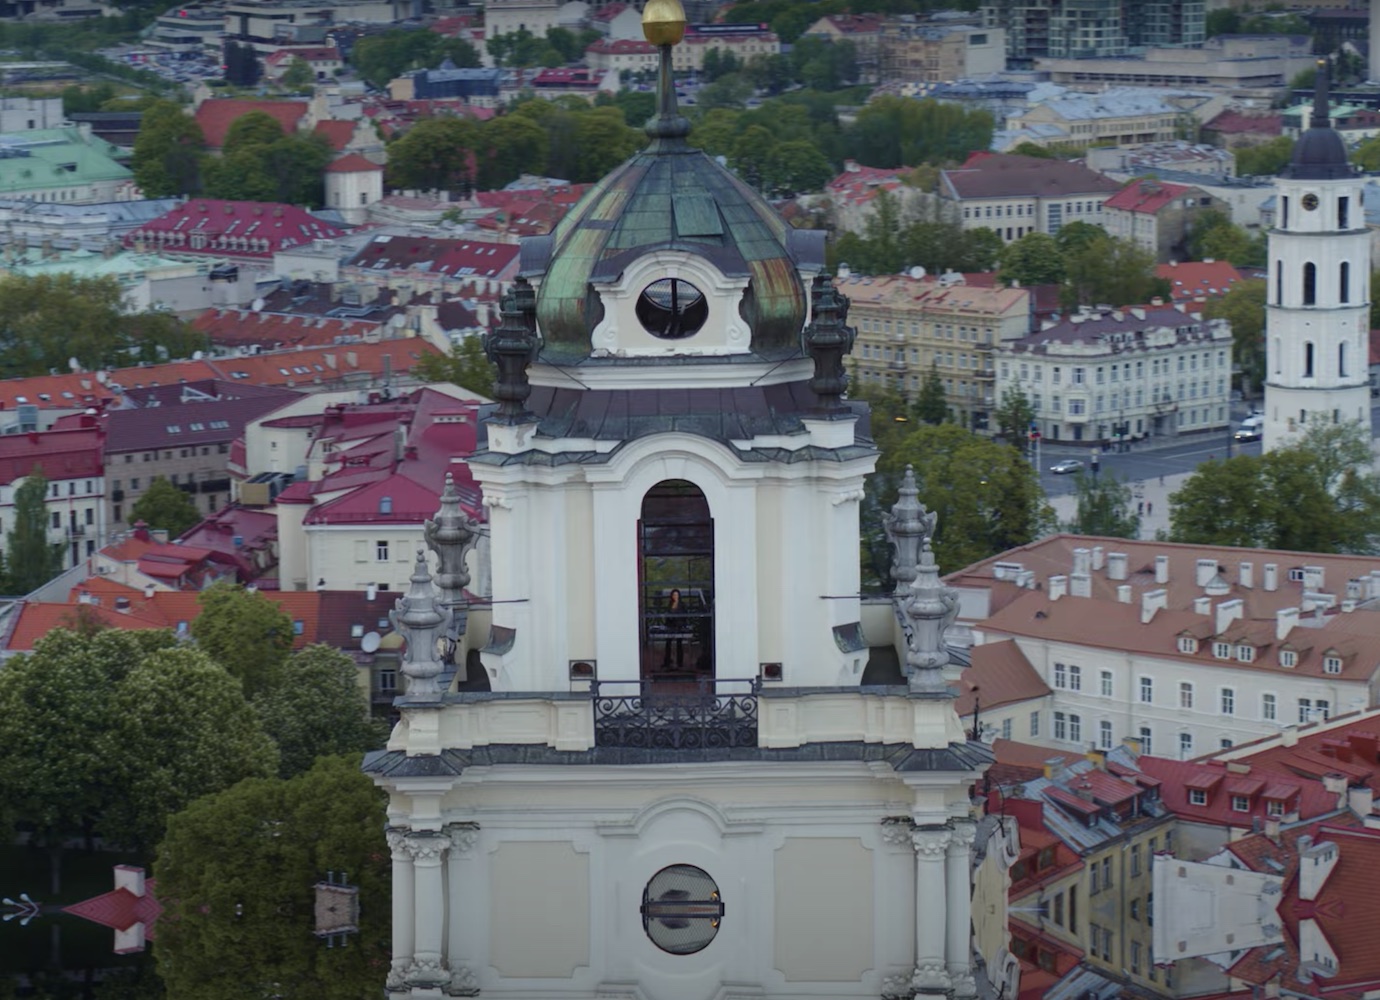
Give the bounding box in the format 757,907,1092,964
1264,64,1373,451
364,6,1012,1000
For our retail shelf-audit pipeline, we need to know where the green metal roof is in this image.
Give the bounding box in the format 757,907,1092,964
0,127,132,195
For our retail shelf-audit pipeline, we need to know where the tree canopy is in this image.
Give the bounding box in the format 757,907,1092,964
412,335,496,398
1063,472,1140,538
190,582,297,698
130,476,202,539
997,228,1167,307
203,110,334,207
828,190,1002,276
1168,423,1380,552
1235,136,1294,178
5,470,64,595
351,27,480,87
1203,279,1266,399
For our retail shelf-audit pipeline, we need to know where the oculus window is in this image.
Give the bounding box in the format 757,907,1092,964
641,864,723,955
637,278,707,339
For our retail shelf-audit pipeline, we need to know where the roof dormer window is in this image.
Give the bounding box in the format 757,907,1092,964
1178,636,1198,654
1280,649,1297,668
1323,654,1342,674
1189,789,1207,806
1213,641,1231,659
1236,644,1255,663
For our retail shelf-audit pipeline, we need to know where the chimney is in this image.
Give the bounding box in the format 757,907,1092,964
1265,816,1281,841
1141,588,1168,624
1107,552,1128,581
1117,585,1132,603
1194,596,1211,615
1216,598,1244,635
151,529,169,544
1092,546,1105,571
1351,785,1376,818
1155,555,1169,584
1264,562,1279,591
366,584,377,601
1073,547,1092,576
1070,572,1092,598
1276,606,1300,641
1282,726,1299,747
1195,558,1218,587
1304,565,1324,590
143,583,155,600
1048,575,1068,600
133,520,151,542
1239,562,1254,589
1321,773,1348,796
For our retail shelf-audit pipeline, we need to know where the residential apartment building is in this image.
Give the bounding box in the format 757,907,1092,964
671,24,780,73
1004,88,1196,149
938,152,1122,244
0,128,136,204
876,20,1005,85
1102,178,1216,262
980,0,1205,67
0,423,107,573
841,271,1032,430
950,536,1380,763
997,302,1232,444
801,13,884,83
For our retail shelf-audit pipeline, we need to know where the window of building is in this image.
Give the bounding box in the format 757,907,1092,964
1179,732,1193,758
50,512,59,529
1030,710,1040,737
1131,940,1141,975
1069,713,1082,743
1220,688,1235,715
1189,789,1207,806
1053,892,1064,926
1323,655,1342,674
1299,698,1313,723
1054,711,1068,741
1054,662,1066,688
1212,641,1231,659
1100,720,1113,750
1139,727,1152,755
1179,682,1194,709
1236,644,1255,663
1131,896,1140,920
1266,799,1284,817
1305,340,1315,377
1231,794,1250,812
376,540,389,562
1131,844,1141,877
1099,670,1112,697
1139,676,1152,703
1069,665,1082,691
1263,692,1277,720
1177,636,1197,654
1001,717,1012,740
1340,261,1350,304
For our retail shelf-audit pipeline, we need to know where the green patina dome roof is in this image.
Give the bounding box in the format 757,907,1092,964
522,134,820,363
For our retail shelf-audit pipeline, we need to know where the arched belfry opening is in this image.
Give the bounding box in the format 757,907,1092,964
638,480,714,679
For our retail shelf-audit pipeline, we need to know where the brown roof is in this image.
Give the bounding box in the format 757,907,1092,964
953,638,1050,716
941,152,1121,201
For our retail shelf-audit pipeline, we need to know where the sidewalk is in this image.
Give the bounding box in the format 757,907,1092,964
1048,472,1191,540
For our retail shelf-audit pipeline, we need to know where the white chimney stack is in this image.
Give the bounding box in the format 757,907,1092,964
1141,588,1168,624
1239,562,1254,589
1070,572,1092,598
1304,565,1325,590
1117,585,1132,603
1195,558,1218,588
1092,546,1105,571
1264,563,1279,591
1194,595,1212,615
1049,575,1068,601
1155,555,1169,584
1216,598,1244,635
1276,606,1300,642
1107,552,1128,581
1073,547,1092,576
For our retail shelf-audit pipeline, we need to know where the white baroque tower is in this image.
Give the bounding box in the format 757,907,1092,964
1264,61,1372,452
365,2,1006,997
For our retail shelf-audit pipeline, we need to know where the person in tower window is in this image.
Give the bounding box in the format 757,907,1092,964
662,588,686,669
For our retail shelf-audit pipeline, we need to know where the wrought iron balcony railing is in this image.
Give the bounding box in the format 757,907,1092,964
591,678,760,750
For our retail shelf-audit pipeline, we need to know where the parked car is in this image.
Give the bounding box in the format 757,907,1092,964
1233,428,1262,442
1049,459,1084,475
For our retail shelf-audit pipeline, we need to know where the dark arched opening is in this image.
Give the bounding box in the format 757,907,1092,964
639,480,714,678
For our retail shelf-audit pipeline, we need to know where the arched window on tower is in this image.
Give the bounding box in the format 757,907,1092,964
1303,262,1317,306
1339,341,1349,378
1281,196,1289,229
1273,338,1282,374
1339,196,1350,230
1275,260,1283,305
1340,261,1350,303
638,480,714,680
1304,341,1315,378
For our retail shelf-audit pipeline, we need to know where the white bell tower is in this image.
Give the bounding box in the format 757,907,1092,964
1264,60,1373,452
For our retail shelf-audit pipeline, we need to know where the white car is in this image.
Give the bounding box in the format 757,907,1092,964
1049,459,1084,475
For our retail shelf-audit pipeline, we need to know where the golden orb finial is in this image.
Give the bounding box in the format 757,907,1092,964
642,0,686,46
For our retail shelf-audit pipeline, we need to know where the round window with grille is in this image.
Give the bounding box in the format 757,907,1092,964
636,278,708,340
640,864,723,955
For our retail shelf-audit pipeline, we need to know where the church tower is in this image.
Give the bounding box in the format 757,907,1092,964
365,3,1007,997
1264,60,1372,452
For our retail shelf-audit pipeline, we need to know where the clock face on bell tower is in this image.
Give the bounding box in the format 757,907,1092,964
1302,193,1319,211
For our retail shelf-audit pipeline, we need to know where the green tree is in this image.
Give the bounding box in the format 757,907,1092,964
1053,220,1105,257
993,383,1035,450
253,645,387,779
204,119,334,206
154,755,390,1000
1203,279,1266,399
102,645,277,854
413,334,497,397
849,96,994,169
1169,423,1380,552
1064,472,1139,538
130,475,202,538
762,138,833,196
476,113,551,190
998,231,1064,287
1062,233,1163,308
914,362,948,425
1235,136,1294,177
385,115,480,194
191,582,296,698
6,470,64,594
697,72,754,111
572,105,644,182
487,27,546,67
223,109,288,152
280,56,315,91
131,100,205,197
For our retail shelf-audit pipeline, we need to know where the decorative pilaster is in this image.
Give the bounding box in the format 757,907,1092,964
404,832,450,988
946,821,978,997
392,550,447,699
386,828,416,993
444,823,480,997
424,473,480,656
911,826,952,995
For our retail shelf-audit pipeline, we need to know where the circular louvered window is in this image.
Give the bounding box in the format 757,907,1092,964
641,864,723,955
636,278,707,340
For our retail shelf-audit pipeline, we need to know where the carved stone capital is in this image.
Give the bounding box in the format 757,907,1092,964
405,956,448,987
446,822,480,856
403,832,449,865
949,971,979,998
912,960,952,993
880,817,914,846
911,828,952,859
445,965,479,996
386,828,411,862
385,959,410,992
948,820,978,855
880,971,916,999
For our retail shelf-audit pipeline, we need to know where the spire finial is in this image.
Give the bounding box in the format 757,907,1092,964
643,0,690,142
1312,57,1331,130
804,276,855,412
391,548,447,698
424,471,480,654
483,276,538,425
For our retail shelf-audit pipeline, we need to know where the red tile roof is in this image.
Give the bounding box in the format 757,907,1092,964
812,13,884,34
208,339,442,388
589,1,629,21
587,38,656,54
193,99,309,150
263,46,339,66
1203,110,1283,136
1202,713,1380,796
942,152,1121,201
1155,259,1247,301
1137,756,1339,828
191,308,386,350
124,199,345,260
953,638,1050,716
314,120,358,151
63,872,161,944
326,152,382,173
1104,178,1198,215
0,426,103,484
347,234,518,277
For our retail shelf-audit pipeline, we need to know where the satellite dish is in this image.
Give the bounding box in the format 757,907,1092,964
251,297,265,312
192,350,204,360
360,631,381,653
909,266,926,280
95,370,109,385
68,356,80,371
389,313,406,329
